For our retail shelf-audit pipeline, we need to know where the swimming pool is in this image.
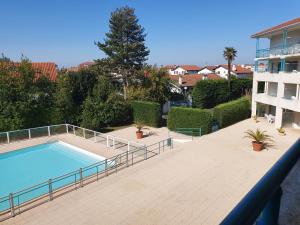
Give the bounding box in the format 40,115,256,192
0,141,106,211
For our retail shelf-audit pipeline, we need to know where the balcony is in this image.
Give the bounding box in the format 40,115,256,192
256,44,300,58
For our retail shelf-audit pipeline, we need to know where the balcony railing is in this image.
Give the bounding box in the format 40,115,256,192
256,44,300,58
257,62,299,74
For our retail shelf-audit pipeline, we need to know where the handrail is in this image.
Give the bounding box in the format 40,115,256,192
221,138,300,225
0,124,66,135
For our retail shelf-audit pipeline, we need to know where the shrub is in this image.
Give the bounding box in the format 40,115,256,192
81,94,132,130
213,97,251,128
192,79,252,108
167,107,214,135
132,101,161,127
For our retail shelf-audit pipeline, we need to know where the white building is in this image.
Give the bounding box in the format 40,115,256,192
251,17,300,129
165,65,201,75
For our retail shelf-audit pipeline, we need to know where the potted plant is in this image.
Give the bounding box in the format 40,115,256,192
277,127,286,136
244,129,274,151
135,123,144,139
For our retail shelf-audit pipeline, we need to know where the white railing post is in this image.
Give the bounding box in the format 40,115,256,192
7,132,10,144
28,129,31,139
66,124,69,134
9,193,15,216
83,128,86,139
73,125,75,135
106,135,109,147
94,131,96,142
48,126,50,136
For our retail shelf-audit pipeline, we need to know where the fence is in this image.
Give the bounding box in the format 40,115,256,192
221,138,300,225
0,124,145,153
169,128,202,141
0,124,173,221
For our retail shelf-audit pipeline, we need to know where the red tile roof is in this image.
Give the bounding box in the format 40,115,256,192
234,65,252,74
164,65,177,70
79,61,95,68
31,63,58,81
251,17,300,38
199,66,218,72
180,65,201,71
169,74,222,87
8,62,58,81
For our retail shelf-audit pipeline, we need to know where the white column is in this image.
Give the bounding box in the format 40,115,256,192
275,107,283,129
48,126,50,136
251,101,257,117
251,79,258,117
277,82,284,98
265,82,268,94
296,84,300,100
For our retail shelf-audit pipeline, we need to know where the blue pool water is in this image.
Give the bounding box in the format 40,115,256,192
0,141,106,210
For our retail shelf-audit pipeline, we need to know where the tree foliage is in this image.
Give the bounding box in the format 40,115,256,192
192,79,252,109
0,57,55,131
223,47,237,90
96,6,150,99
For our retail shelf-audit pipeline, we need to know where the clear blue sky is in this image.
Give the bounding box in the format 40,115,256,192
1,0,300,67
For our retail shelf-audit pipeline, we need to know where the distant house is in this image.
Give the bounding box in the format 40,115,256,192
169,73,222,91
198,66,218,74
214,65,253,79
166,65,201,75
8,62,58,82
67,61,96,72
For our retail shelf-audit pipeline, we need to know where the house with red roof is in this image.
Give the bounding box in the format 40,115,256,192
165,65,201,75
30,62,58,81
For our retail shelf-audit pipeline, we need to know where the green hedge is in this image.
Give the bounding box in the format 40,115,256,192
167,107,213,135
192,79,252,108
132,101,161,127
213,97,251,128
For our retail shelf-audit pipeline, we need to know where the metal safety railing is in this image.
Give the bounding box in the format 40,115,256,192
0,124,145,153
173,128,202,141
221,138,300,225
0,124,173,221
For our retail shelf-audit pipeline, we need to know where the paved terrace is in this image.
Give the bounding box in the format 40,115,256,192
3,119,300,225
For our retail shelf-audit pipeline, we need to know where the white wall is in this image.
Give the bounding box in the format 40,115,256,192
198,68,213,74
173,67,187,75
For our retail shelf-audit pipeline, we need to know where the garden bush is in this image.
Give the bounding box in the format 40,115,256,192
132,101,161,127
167,107,214,135
192,79,252,108
213,97,251,128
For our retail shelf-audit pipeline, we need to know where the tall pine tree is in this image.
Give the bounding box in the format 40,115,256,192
96,6,150,99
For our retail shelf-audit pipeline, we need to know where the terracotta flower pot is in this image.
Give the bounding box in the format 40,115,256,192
136,131,143,139
252,141,264,151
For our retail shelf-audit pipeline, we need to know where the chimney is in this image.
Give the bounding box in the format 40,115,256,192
178,75,183,85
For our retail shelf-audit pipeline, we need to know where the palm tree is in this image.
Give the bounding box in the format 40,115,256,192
223,47,237,91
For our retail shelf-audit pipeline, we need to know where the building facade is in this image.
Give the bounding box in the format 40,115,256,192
251,18,300,129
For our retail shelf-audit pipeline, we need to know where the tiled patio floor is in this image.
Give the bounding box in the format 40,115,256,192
2,118,300,225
